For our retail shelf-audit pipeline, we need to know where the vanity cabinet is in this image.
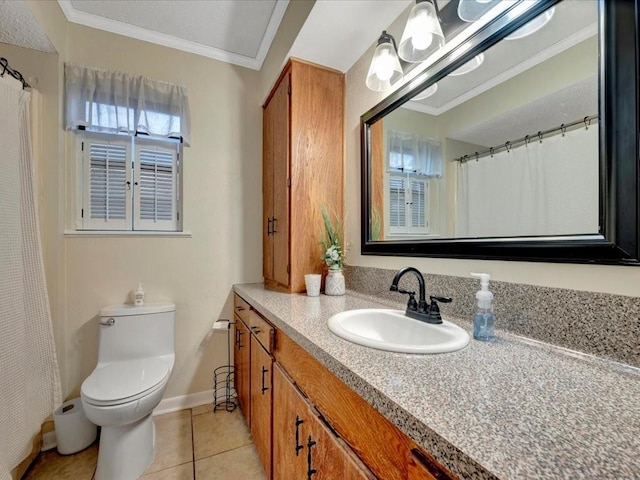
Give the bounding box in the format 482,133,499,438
273,364,375,479
233,293,454,480
233,296,252,420
250,335,273,479
233,315,250,421
262,58,344,293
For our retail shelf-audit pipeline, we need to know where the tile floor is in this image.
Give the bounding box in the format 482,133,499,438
22,404,266,480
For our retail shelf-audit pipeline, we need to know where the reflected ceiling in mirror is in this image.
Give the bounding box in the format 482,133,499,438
366,0,599,243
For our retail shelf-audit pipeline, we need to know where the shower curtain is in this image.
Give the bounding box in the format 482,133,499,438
0,75,62,478
456,125,599,238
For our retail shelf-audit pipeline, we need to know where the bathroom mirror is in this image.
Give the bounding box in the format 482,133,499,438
361,0,640,264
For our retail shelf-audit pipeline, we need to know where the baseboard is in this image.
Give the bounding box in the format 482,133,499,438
153,390,214,416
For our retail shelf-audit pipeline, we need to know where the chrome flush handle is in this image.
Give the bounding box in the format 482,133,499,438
99,317,115,326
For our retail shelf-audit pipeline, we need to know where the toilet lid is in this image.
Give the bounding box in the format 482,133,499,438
81,357,170,404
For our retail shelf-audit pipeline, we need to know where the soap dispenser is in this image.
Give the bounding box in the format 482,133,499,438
470,273,494,341
135,283,145,307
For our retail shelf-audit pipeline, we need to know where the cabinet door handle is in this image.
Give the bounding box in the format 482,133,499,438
409,448,450,480
267,217,273,236
272,217,277,234
236,330,244,349
306,435,317,479
235,305,245,311
251,326,261,334
261,366,269,394
295,416,304,456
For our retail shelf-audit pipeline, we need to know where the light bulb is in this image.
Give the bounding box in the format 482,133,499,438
374,49,395,82
410,12,434,50
398,0,445,63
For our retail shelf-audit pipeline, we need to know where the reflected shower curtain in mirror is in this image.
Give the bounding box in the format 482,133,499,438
456,125,599,238
0,76,62,478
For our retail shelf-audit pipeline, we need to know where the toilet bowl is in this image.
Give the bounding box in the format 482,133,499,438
81,303,175,480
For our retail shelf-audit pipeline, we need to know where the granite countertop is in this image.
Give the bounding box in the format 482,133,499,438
233,283,640,480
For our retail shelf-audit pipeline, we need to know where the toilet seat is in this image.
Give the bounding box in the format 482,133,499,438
82,357,171,406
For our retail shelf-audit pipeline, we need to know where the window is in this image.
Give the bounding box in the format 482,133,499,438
386,130,441,235
388,174,429,234
78,133,181,231
65,63,190,233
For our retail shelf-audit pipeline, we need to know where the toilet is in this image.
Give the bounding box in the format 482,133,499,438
81,303,175,480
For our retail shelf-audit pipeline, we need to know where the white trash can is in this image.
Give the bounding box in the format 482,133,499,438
53,398,97,455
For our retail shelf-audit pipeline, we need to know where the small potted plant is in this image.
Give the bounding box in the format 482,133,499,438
320,206,349,295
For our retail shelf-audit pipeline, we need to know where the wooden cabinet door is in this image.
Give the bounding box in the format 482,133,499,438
263,71,290,288
233,316,251,424
273,364,373,480
273,364,307,479
270,73,290,287
263,89,275,283
250,335,273,478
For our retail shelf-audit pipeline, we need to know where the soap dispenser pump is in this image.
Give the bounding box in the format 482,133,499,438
135,283,145,307
471,273,494,341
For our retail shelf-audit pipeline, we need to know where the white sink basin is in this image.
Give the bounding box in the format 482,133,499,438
327,309,470,354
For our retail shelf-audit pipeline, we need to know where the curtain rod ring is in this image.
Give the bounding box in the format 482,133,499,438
490,147,494,158
538,131,543,143
584,116,591,129
505,141,511,153
0,57,7,77
561,124,566,136
462,154,468,163
524,134,530,146
475,151,479,162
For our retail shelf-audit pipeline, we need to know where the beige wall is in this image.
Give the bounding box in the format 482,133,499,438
23,4,267,399
346,31,640,298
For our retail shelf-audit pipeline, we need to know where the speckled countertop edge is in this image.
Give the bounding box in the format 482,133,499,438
234,283,640,480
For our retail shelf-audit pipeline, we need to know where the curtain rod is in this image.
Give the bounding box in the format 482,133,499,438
455,114,599,163
0,57,30,90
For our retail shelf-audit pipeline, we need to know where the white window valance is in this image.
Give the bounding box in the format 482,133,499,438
388,130,442,177
65,63,191,146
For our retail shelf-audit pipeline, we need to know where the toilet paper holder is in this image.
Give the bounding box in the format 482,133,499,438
212,318,237,412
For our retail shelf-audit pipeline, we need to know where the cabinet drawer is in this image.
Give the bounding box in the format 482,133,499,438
234,294,251,325
249,310,275,353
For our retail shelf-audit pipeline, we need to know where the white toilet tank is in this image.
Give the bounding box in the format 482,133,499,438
97,303,175,363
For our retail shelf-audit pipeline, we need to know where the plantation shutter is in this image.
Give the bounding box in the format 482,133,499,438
388,174,429,234
411,180,427,228
389,176,406,228
133,142,178,231
81,138,131,230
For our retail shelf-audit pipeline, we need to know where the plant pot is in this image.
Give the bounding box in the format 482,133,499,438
325,269,345,296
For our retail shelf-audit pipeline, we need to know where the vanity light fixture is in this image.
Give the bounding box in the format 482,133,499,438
449,53,485,76
366,31,404,92
398,0,446,63
412,82,438,100
504,7,555,40
457,0,501,23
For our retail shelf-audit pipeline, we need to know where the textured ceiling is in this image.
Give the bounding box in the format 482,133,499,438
288,0,412,73
58,0,288,69
449,75,598,147
0,0,56,53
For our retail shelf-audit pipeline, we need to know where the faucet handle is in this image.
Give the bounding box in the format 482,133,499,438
430,296,452,304
425,296,452,324
398,289,415,296
396,289,418,311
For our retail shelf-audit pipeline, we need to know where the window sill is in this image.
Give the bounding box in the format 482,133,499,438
64,230,192,238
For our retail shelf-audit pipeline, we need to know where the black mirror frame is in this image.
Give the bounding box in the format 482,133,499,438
361,0,640,265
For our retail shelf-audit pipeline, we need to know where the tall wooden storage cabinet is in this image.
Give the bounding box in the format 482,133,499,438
263,59,344,293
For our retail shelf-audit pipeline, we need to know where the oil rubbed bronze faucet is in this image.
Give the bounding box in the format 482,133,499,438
389,267,452,324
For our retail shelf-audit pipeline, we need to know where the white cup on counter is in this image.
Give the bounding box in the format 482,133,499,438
304,274,321,297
